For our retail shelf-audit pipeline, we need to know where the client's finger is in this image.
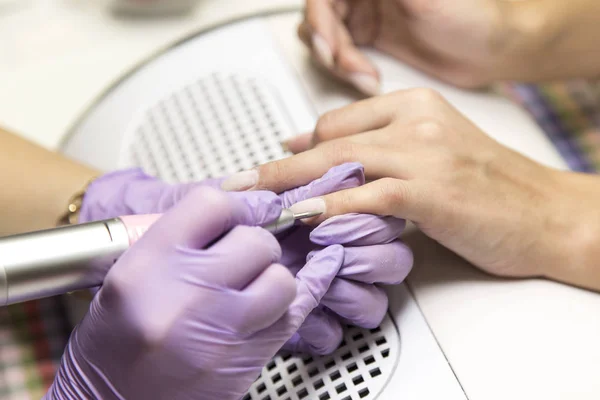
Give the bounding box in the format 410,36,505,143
222,143,401,193
284,96,394,153
283,132,313,154
290,178,432,225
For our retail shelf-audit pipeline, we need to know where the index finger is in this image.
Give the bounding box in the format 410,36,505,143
221,142,401,194
284,95,396,153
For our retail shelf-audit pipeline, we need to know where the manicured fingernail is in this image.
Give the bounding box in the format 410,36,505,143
282,132,314,154
221,170,258,192
280,140,290,153
312,33,334,68
290,198,326,216
349,73,380,96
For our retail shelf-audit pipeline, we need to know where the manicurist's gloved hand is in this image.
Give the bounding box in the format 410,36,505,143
45,187,343,400
79,168,223,223
226,163,414,354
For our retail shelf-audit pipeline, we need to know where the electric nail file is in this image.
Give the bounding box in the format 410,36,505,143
0,209,320,306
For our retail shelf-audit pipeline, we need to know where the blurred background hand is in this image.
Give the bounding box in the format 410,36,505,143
299,0,600,93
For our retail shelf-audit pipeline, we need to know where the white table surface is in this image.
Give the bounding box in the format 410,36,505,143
1,3,599,400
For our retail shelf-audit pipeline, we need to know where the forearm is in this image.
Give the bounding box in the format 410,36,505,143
501,0,600,81
0,126,99,236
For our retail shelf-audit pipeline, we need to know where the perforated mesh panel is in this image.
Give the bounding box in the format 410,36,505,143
243,321,398,400
119,72,401,399
120,72,293,181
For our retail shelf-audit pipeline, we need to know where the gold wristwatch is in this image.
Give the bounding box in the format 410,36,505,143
57,178,96,226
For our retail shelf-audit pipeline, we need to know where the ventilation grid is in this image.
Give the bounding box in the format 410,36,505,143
119,72,401,399
244,319,399,400
119,72,295,180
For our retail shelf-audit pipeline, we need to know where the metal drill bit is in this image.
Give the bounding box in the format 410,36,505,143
292,210,323,220
262,209,323,234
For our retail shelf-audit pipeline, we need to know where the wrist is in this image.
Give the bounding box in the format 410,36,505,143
544,171,600,291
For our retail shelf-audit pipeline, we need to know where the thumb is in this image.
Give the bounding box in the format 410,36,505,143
144,187,282,250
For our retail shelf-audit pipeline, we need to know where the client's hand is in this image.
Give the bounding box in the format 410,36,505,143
223,89,600,292
45,188,342,400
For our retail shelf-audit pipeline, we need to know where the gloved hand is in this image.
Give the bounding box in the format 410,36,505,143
271,163,414,354
45,187,344,400
80,164,414,356
79,168,222,223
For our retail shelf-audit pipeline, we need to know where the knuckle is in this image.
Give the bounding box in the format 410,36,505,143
326,141,357,165
260,161,288,191
407,87,444,104
377,178,409,214
332,190,355,215
314,111,339,140
412,118,446,142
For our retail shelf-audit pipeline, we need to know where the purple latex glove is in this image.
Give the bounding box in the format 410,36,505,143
275,163,414,354
45,187,343,400
80,164,413,355
79,168,222,223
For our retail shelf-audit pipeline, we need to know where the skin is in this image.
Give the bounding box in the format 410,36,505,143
299,0,600,94
224,89,600,292
0,126,98,236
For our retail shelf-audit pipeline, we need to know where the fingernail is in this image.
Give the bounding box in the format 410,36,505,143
221,169,258,192
281,132,314,154
280,140,289,153
290,198,326,216
349,73,380,96
312,33,334,68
